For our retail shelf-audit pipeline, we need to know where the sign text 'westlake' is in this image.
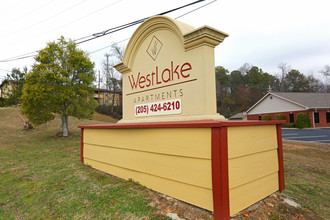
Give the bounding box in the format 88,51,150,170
128,61,192,91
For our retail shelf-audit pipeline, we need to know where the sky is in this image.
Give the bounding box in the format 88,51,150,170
0,0,329,83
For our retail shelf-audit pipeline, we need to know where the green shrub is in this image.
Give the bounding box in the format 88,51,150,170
261,114,271,120
95,105,122,119
282,123,296,128
0,98,5,107
295,112,311,129
275,113,285,120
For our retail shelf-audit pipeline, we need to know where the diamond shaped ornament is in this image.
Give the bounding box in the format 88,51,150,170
146,36,163,61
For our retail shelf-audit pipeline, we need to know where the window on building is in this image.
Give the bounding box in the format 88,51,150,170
258,115,261,120
314,112,319,124
326,112,330,123
289,113,294,123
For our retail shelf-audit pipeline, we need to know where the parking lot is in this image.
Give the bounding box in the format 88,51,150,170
282,128,330,144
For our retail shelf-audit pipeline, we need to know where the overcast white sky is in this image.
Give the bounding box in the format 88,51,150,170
0,0,329,82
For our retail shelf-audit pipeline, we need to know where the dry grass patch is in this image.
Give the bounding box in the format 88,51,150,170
283,140,329,219
0,107,163,219
1,107,329,219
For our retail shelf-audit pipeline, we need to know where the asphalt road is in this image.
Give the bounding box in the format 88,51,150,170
282,128,330,144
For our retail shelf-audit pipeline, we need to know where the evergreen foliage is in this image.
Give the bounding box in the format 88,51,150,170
261,114,271,120
215,64,328,116
282,123,296,128
21,36,98,136
95,105,122,119
275,114,286,120
295,112,311,129
0,97,5,107
1,68,27,106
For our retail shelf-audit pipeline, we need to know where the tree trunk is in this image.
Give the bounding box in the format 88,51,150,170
61,115,69,136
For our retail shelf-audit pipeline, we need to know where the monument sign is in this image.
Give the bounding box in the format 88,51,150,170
79,16,285,220
114,16,228,123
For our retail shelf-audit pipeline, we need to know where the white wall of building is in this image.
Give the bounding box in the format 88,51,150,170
248,95,306,115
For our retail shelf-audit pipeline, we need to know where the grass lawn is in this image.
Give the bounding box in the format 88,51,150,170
283,141,330,219
0,107,329,219
0,107,165,219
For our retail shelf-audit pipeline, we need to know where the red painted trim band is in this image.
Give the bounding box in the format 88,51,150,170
276,124,285,191
211,127,230,220
78,120,286,129
80,128,84,164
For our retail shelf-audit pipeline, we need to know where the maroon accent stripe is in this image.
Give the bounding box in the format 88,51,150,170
80,128,84,164
126,78,197,96
211,127,230,220
78,120,286,129
276,124,285,191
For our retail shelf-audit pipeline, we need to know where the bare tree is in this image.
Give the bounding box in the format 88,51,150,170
103,53,110,90
307,74,325,93
278,62,291,91
320,65,330,78
110,43,125,62
238,63,252,75
320,65,330,92
101,43,125,108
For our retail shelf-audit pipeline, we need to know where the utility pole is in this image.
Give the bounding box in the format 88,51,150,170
105,53,110,90
98,70,100,104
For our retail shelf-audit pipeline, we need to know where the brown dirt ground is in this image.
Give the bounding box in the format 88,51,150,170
97,168,322,220
144,190,322,220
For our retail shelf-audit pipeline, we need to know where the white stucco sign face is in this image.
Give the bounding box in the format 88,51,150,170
114,16,228,123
